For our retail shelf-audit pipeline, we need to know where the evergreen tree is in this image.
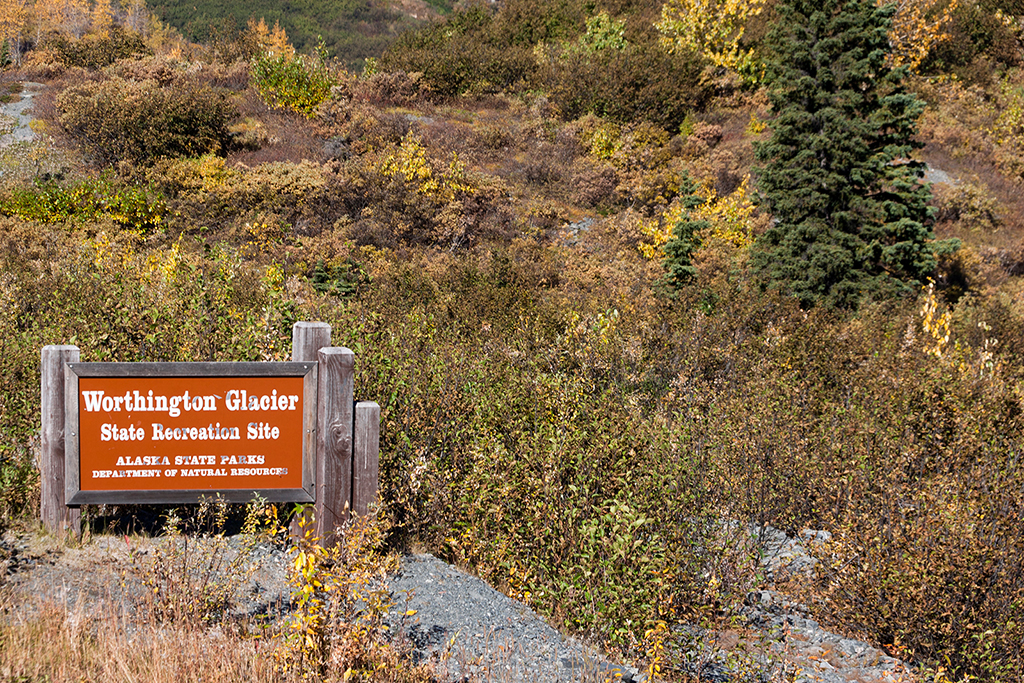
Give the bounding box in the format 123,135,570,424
662,173,708,292
752,0,957,308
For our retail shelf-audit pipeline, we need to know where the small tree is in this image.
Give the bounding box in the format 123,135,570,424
661,175,709,291
752,0,957,309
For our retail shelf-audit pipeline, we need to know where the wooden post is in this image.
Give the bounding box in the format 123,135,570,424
292,321,331,365
40,345,80,537
291,322,330,540
352,401,380,517
316,347,354,542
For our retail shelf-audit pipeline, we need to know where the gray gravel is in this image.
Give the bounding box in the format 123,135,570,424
3,528,918,683
384,554,640,683
0,82,42,145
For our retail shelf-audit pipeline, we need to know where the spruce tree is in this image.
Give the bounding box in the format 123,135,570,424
752,0,956,308
662,174,708,291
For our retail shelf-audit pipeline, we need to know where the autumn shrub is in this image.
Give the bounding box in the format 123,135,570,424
490,0,585,46
571,116,686,213
301,245,1023,679
314,97,410,155
56,77,235,165
1,205,1023,679
925,0,1022,76
381,7,536,99
354,70,425,106
537,38,706,130
933,180,1002,231
44,25,152,70
109,55,189,86
671,288,1024,682
0,175,166,233
250,50,339,118
329,132,514,248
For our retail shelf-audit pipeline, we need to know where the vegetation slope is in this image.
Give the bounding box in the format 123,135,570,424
1,0,1024,681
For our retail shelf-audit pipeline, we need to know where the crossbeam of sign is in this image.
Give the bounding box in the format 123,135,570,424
64,363,318,505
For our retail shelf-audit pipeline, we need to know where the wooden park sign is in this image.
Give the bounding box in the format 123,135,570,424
41,322,379,544
66,363,317,505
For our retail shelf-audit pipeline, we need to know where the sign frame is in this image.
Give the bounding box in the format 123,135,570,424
64,361,318,506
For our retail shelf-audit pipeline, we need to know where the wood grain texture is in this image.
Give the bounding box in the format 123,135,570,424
353,401,380,518
292,322,331,365
316,347,355,541
41,345,80,537
291,322,330,540
64,363,80,505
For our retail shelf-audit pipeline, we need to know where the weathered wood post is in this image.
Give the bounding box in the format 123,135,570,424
291,322,331,539
353,401,380,517
40,345,80,537
316,346,354,542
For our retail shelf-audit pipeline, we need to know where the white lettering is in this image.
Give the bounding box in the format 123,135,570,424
83,391,104,412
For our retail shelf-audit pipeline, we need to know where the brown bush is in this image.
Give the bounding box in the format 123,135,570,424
354,70,426,106
934,181,1002,231
43,26,151,70
538,40,707,130
56,77,234,165
570,159,620,207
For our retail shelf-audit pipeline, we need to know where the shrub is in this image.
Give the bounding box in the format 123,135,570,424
250,50,339,118
0,176,166,234
56,77,235,165
44,25,151,69
924,0,1022,75
381,7,536,99
538,38,706,130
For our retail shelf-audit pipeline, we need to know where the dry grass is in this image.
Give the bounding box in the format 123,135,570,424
0,594,280,682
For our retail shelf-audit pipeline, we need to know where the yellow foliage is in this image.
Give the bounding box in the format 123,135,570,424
693,175,756,248
0,0,27,45
918,282,1001,379
247,16,294,60
380,132,473,202
638,202,684,260
150,154,236,200
656,0,767,73
89,0,111,37
30,0,91,39
637,175,755,260
884,0,959,72
920,281,951,358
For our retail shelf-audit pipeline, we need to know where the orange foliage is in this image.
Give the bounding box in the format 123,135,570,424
884,0,959,72
246,17,294,60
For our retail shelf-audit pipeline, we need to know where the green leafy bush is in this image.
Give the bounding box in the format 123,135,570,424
250,50,338,117
56,77,235,165
0,176,166,233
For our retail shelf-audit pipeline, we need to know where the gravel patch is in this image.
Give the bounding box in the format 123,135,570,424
1,528,918,683
0,81,43,146
384,553,639,683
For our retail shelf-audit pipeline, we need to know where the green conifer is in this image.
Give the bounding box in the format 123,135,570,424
752,0,957,308
661,174,708,292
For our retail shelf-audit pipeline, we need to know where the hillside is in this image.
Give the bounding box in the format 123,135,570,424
148,0,452,68
1,0,1024,681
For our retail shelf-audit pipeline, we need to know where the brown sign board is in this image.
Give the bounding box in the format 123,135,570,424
64,362,317,505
